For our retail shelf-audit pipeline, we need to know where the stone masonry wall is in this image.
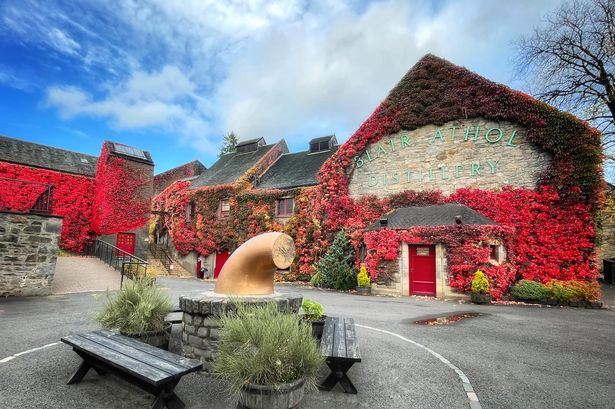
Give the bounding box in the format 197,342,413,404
0,211,63,296
349,118,551,198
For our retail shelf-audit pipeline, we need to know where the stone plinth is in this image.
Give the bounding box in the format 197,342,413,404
179,291,303,373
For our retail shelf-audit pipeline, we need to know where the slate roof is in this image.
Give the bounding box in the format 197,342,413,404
257,146,338,189
367,204,497,230
0,134,98,176
190,144,278,189
154,160,206,194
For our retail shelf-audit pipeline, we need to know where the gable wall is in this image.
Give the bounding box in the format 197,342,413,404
348,118,551,198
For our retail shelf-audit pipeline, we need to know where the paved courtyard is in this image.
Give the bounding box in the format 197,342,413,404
1,276,615,409
51,257,120,294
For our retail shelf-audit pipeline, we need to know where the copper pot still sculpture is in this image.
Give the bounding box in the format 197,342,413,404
214,232,295,295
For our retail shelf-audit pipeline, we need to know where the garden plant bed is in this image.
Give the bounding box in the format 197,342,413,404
414,312,481,326
491,298,603,310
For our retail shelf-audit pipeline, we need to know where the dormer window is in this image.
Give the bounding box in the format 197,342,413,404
309,135,337,153
236,137,266,154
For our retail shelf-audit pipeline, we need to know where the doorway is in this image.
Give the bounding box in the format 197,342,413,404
409,245,436,296
214,251,231,279
116,233,136,256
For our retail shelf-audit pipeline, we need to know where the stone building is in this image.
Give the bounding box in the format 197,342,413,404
152,135,338,277
0,135,200,295
153,55,602,299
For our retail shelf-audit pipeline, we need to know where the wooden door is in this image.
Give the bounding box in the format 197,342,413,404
116,233,136,256
409,245,436,296
214,251,231,279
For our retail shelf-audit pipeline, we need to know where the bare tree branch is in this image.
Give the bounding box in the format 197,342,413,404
515,0,615,163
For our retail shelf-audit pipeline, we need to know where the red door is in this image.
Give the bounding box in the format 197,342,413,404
409,245,436,296
196,258,203,279
116,233,136,256
214,251,231,279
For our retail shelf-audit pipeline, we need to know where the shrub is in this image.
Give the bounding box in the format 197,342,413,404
213,302,324,396
471,270,489,294
510,280,548,301
357,264,371,287
95,279,172,335
301,299,324,320
546,280,601,302
546,280,576,301
310,271,323,287
315,230,356,291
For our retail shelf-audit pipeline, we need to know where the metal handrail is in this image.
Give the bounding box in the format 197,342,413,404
0,177,54,214
148,243,174,272
86,239,148,287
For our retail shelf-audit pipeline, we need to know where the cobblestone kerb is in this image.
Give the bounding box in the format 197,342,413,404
179,291,303,372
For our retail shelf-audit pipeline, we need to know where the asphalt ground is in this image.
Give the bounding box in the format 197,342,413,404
1,277,614,409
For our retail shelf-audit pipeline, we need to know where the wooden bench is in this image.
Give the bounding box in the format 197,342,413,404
61,330,202,409
318,316,361,394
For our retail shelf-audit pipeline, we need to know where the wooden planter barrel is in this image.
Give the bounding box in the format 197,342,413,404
238,378,305,409
120,323,171,350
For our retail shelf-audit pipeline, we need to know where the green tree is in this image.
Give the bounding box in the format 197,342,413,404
315,230,356,291
219,131,238,157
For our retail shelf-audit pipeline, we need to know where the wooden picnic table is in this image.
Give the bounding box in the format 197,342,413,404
318,316,362,394
61,330,202,409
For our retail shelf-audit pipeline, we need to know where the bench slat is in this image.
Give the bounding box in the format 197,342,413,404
79,332,189,375
343,318,361,361
62,334,174,385
96,330,199,371
333,317,346,359
320,317,336,357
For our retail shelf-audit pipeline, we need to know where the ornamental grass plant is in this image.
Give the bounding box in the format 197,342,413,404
95,278,172,335
213,302,324,397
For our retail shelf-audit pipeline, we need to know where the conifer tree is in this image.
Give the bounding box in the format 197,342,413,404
315,230,356,290
219,131,238,157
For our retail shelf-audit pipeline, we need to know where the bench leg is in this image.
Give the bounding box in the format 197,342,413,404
67,359,92,385
318,360,358,394
150,380,184,409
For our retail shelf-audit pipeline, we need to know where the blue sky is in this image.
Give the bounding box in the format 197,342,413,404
0,0,563,173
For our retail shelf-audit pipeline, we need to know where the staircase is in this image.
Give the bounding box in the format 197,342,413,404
148,243,192,277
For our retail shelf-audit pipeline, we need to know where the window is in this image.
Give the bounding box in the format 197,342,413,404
309,140,331,153
186,202,196,222
276,197,294,217
490,245,498,261
219,199,230,218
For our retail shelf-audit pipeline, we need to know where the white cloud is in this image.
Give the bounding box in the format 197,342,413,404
48,28,81,55
45,65,216,152
215,0,564,145
7,0,566,157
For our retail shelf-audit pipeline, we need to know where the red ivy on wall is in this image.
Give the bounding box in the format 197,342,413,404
312,54,602,296
91,143,153,235
0,162,94,251
360,187,596,299
150,55,602,298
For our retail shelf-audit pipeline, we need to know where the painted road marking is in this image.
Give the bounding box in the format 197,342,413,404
0,342,60,363
356,323,482,409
